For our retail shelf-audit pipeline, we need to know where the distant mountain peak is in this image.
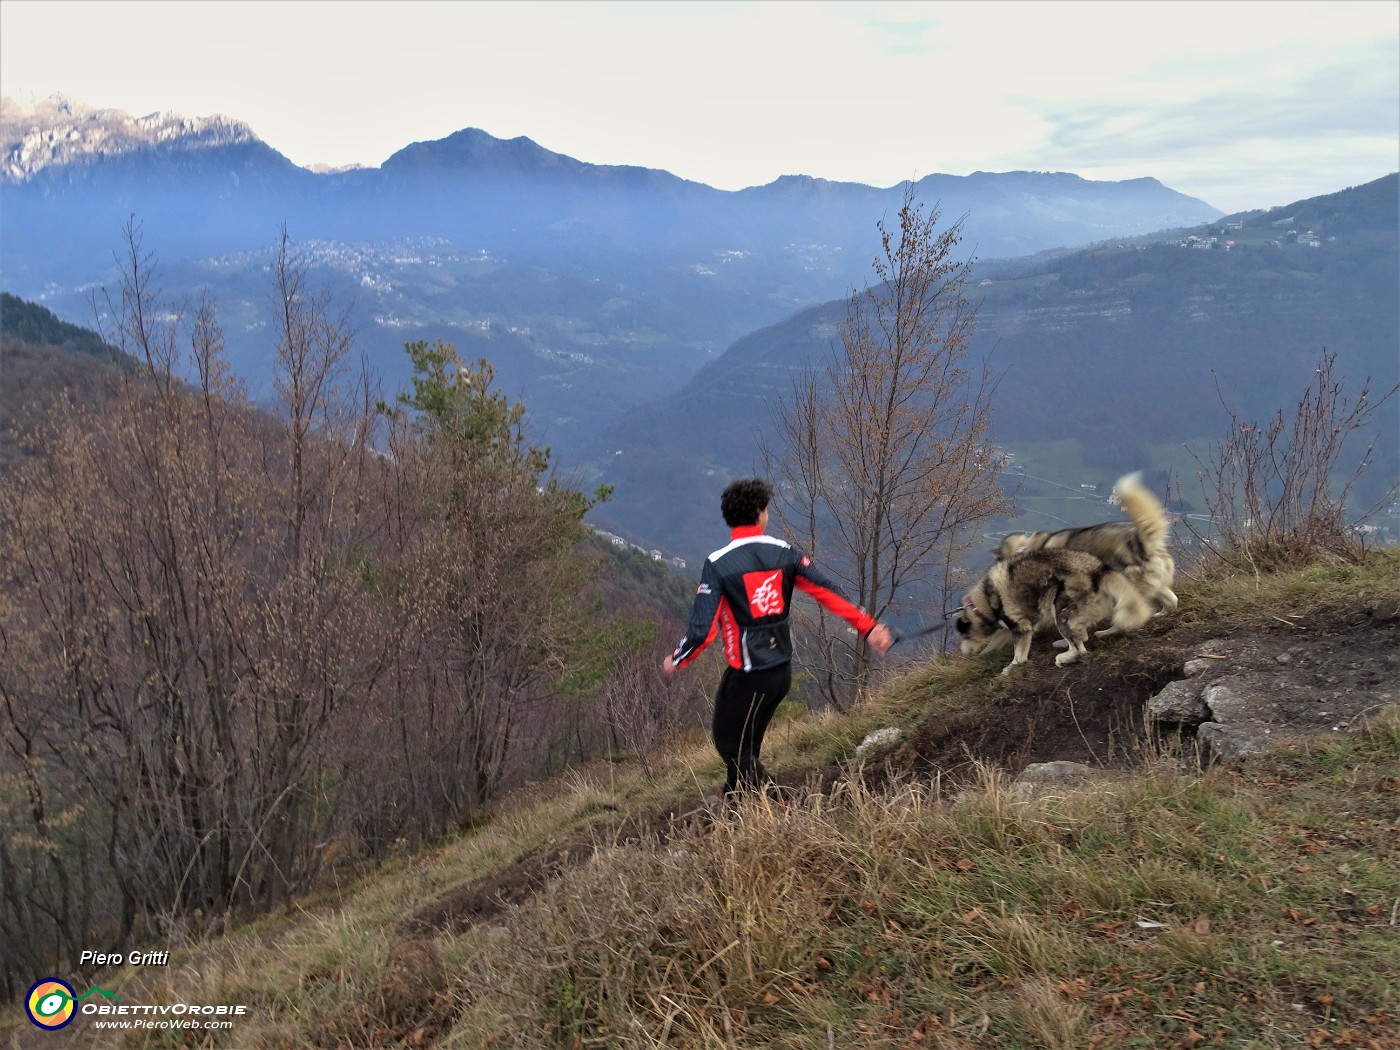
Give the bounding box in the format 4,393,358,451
381,126,583,176
0,93,258,181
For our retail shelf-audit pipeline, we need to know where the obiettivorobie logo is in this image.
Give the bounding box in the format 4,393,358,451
24,975,248,1034
25,979,120,1030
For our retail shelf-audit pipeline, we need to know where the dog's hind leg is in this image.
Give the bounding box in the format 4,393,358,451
1104,576,1153,637
1052,615,1091,666
1052,587,1104,665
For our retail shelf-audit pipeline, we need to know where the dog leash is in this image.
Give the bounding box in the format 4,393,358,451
886,605,966,648
888,623,948,648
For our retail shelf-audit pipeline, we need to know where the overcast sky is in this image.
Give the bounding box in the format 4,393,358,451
2,0,1396,214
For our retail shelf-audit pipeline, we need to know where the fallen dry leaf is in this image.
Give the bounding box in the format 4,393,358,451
1059,899,1086,920
1058,977,1090,1000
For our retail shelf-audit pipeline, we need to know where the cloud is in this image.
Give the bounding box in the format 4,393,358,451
995,37,1398,209
1036,49,1395,156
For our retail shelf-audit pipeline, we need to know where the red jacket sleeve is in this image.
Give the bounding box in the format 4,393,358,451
793,555,877,635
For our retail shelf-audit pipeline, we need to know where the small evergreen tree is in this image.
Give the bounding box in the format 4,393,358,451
378,340,609,818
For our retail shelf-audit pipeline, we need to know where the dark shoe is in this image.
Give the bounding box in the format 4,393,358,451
764,783,795,806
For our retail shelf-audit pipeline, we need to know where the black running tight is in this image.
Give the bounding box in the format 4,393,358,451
712,663,792,795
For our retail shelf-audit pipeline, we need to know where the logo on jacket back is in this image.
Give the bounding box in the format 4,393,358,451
744,569,785,617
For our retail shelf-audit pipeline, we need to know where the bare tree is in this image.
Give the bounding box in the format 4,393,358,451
766,185,1010,708
0,224,391,986
0,227,678,992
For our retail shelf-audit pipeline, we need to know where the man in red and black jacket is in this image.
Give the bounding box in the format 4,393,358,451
663,478,892,799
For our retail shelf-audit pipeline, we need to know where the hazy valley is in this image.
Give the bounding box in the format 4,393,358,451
2,96,1395,570
4,98,1218,453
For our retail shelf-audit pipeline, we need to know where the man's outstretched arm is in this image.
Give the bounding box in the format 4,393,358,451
793,557,892,654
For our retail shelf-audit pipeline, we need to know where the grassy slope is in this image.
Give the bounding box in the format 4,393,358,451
6,552,1398,1049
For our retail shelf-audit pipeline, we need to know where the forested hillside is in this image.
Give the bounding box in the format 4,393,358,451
0,263,702,1000
585,176,1400,566
0,293,139,471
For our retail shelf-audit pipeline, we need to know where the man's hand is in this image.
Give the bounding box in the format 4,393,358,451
661,655,678,676
867,624,893,655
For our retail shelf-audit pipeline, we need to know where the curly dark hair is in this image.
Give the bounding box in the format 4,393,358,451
720,478,773,528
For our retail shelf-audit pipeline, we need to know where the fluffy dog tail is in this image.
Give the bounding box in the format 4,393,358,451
1102,570,1154,634
1114,472,1170,557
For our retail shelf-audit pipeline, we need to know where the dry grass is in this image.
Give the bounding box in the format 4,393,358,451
4,551,1399,1049
1173,545,1400,627
435,741,1399,1048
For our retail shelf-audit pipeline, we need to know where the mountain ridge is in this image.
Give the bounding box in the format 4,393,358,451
1,93,265,181
0,95,1227,473
0,95,1218,215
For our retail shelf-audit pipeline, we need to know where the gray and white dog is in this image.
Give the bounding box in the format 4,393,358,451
955,548,1154,675
955,472,1175,670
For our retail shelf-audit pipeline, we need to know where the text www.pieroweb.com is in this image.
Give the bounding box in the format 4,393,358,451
85,1003,246,1031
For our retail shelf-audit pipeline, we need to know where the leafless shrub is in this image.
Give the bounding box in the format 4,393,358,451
595,635,705,779
1185,349,1398,569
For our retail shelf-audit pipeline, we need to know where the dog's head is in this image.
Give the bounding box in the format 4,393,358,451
954,580,1001,654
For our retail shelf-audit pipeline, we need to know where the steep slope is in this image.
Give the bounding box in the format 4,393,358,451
6,552,1394,1047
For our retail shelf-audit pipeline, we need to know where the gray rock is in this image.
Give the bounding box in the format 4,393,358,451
1010,760,1101,800
1183,657,1223,677
1197,721,1271,763
1148,680,1210,726
1201,682,1255,721
855,727,902,758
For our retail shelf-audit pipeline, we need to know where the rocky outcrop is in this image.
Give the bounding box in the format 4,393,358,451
1147,621,1400,763
1,94,257,181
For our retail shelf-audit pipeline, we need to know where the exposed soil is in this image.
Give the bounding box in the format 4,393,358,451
889,600,1398,781
403,600,1400,937
402,817,663,936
